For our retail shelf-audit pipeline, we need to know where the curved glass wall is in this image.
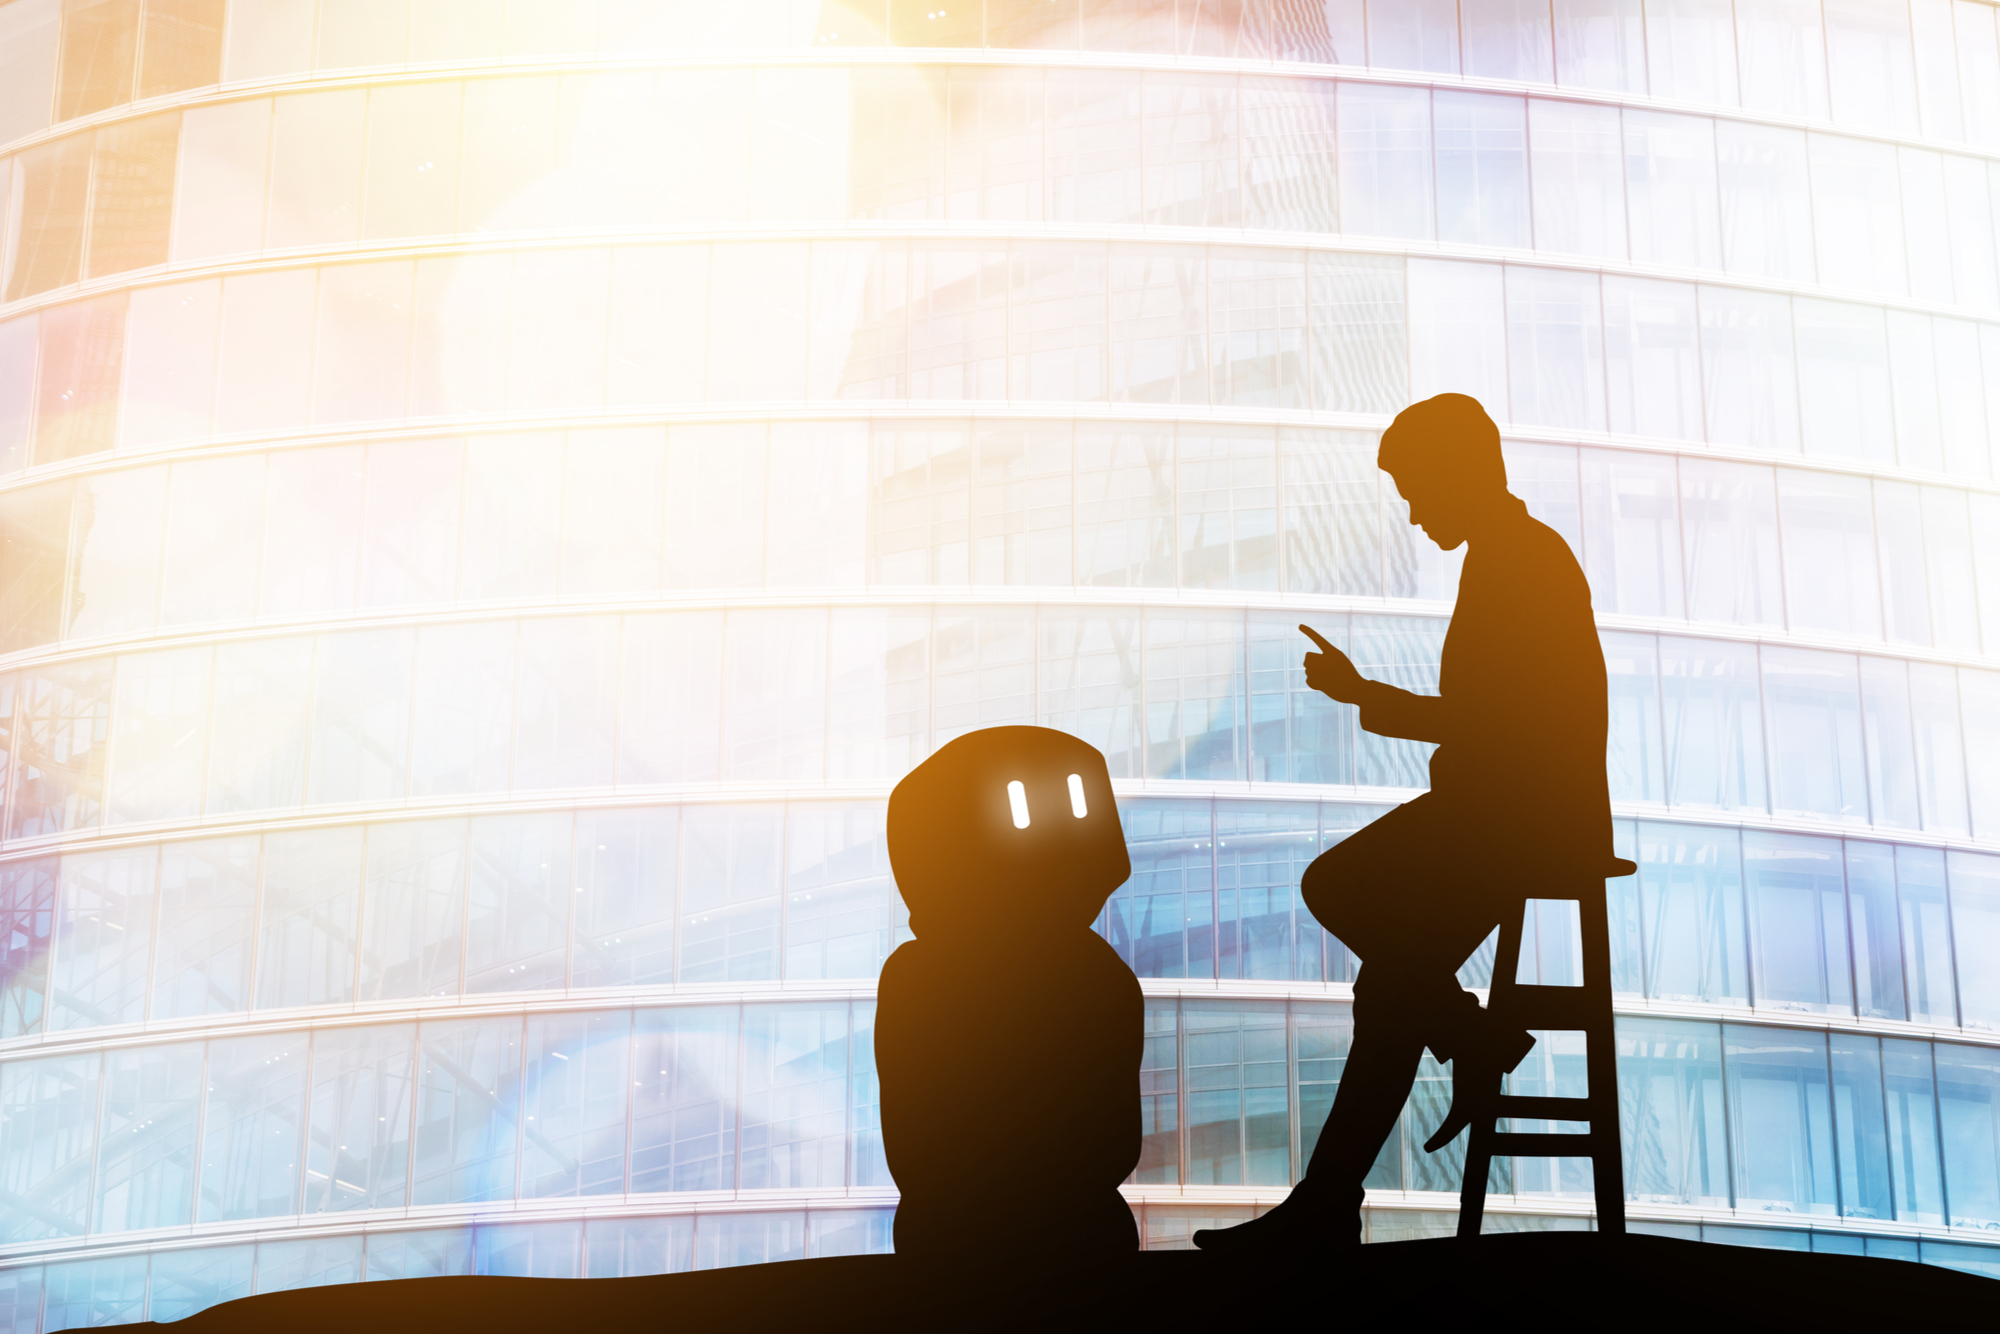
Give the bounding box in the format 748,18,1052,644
3,0,2000,1328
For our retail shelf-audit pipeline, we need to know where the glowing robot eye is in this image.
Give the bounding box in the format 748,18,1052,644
1067,773,1088,818
1007,780,1030,829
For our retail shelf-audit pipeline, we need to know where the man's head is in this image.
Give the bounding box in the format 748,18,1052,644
887,726,1130,940
1377,393,1510,551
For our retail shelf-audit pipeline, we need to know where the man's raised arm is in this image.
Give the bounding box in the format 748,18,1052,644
1299,625,1450,744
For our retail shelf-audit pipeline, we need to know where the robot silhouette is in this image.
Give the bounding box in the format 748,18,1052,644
876,725,1143,1276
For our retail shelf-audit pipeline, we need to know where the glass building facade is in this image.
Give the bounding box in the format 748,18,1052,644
2,0,2000,1324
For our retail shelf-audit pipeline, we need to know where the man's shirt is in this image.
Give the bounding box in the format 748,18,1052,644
1357,493,1613,857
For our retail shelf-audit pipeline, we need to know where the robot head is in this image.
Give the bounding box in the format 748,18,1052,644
888,726,1130,938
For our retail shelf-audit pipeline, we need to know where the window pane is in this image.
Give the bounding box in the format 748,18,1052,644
1679,459,1781,626
1898,845,1957,1026
1901,149,1955,306
1884,1038,1945,1223
1282,428,1379,597
466,812,570,993
1637,821,1748,1005
1875,481,1930,645
1111,799,1212,978
1462,0,1554,80
360,437,460,609
1742,831,1852,1014
1183,1001,1290,1187
1144,611,1244,781
1408,258,1506,418
1241,76,1337,231
1109,245,1206,405
303,1025,413,1214
1351,615,1445,788
205,638,309,815
665,424,765,589
1434,91,1528,249
215,268,315,436
1178,427,1276,589
1623,110,1720,269
1309,253,1409,415
151,839,255,1021
1760,648,1867,825
1660,638,1766,811
514,616,618,791
0,0,59,144
255,827,363,1010
460,76,557,231
1736,0,1829,116
360,819,466,1003
1616,1016,1729,1206
1209,251,1305,410
680,806,782,984
198,1034,305,1222
362,81,462,240
507,249,610,414
1698,286,1798,452
172,98,269,261
1039,608,1143,778
35,293,126,464
521,1011,630,1199
1937,1042,2000,1229
122,278,218,446
408,621,513,799
1858,658,1920,831
94,1042,201,1232
108,648,209,826
1602,632,1663,804
1216,801,1318,981
0,316,35,475
574,808,677,989
43,1255,145,1332
1824,0,1921,131
583,1216,693,1277
1075,424,1173,587
1579,449,1681,617
1336,82,1433,241
723,610,827,782
1935,318,1990,480
459,433,561,602
1954,667,1996,837
1602,276,1700,441
1141,75,1239,227
785,802,900,981
0,1052,98,1241
308,629,412,805
561,428,665,597
413,1016,522,1206
1552,0,1646,91
51,847,156,1031
252,1236,362,1294
1528,99,1625,259
1943,155,1999,308
631,1006,739,1192
1009,240,1109,400
1715,121,1814,282
259,446,364,619
0,856,53,1041
740,1004,849,1190
1807,134,1905,297
1923,490,1981,653
267,89,364,248
1249,610,1355,786
970,421,1070,588
86,112,178,278
1507,267,1605,431
1840,842,1904,1023
11,660,112,840
149,1246,252,1325
619,613,722,784
709,242,810,401
607,245,707,407
901,243,1003,401
1829,1033,1894,1222
6,135,89,300
1795,299,1894,463
161,455,262,627
1949,851,2000,1033
1723,1026,1836,1215
312,260,413,425
1365,0,1460,72
1776,470,1881,638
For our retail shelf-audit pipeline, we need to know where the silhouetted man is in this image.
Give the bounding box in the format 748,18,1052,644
1197,393,1612,1253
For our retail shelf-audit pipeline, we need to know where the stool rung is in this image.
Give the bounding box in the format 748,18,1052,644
1491,1094,1595,1121
1492,985,1607,1028
1487,1131,1599,1156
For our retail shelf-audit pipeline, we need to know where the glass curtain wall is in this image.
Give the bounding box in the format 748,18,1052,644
2,0,2000,1325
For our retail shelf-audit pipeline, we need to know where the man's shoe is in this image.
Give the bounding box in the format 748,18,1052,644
1421,1025,1537,1154
1192,1194,1358,1254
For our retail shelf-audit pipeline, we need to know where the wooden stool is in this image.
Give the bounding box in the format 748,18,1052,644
1456,857,1636,1239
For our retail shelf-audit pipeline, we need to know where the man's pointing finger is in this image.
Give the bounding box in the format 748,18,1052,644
1299,624,1335,654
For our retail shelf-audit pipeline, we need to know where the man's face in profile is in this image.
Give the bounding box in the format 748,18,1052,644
1387,464,1472,552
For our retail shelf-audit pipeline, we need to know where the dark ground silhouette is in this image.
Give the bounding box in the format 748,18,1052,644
95,1232,2000,1333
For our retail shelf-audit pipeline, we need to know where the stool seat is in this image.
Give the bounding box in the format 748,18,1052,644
1455,860,1631,1240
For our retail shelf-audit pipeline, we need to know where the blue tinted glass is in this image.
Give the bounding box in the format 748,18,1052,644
473,1221,581,1278
1349,616,1444,788
305,1025,413,1213
359,818,466,1003
1844,842,1906,1021
1182,1002,1289,1187
1216,801,1319,981
1724,1025,1837,1216
1616,1017,1730,1207
850,1001,887,1188
256,827,363,1011
466,812,571,993
51,846,157,1030
1948,852,2000,1032
153,839,257,1020
1607,822,1643,996
199,1034,305,1222
0,1267,39,1335
694,1212,806,1269
364,1227,471,1280
413,1016,521,1206
94,1042,201,1233
1137,999,1180,1184
583,1216,693,1277
1142,611,1245,781
1637,822,1748,1005
1920,1239,2000,1281
42,1254,146,1332
809,1207,896,1257
1741,831,1852,1014
1248,611,1354,786
573,807,679,988
783,804,901,981
1935,1042,2000,1230
1883,1038,1945,1224
1112,799,1213,979
739,1004,849,1191
679,806,783,984
1602,633,1664,803
1658,636,1767,811
148,1246,253,1324
0,858,55,1038
1760,647,1869,823
1830,1034,1893,1222
1435,92,1530,248
252,1235,363,1293
631,1006,739,1194
0,1053,98,1241
1897,846,1958,1026
521,1011,630,1199
1292,1000,1349,1176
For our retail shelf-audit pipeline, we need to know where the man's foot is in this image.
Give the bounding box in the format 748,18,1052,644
1192,1192,1359,1254
1422,1026,1537,1153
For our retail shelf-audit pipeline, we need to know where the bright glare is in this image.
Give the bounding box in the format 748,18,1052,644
1067,773,1087,818
1008,780,1030,828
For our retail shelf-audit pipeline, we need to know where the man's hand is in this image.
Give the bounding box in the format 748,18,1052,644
1301,624,1370,704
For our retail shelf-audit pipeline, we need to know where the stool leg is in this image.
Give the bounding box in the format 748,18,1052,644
1456,906,1524,1241
1579,884,1627,1237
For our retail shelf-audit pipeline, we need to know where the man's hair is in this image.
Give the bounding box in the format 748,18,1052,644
1377,393,1507,490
